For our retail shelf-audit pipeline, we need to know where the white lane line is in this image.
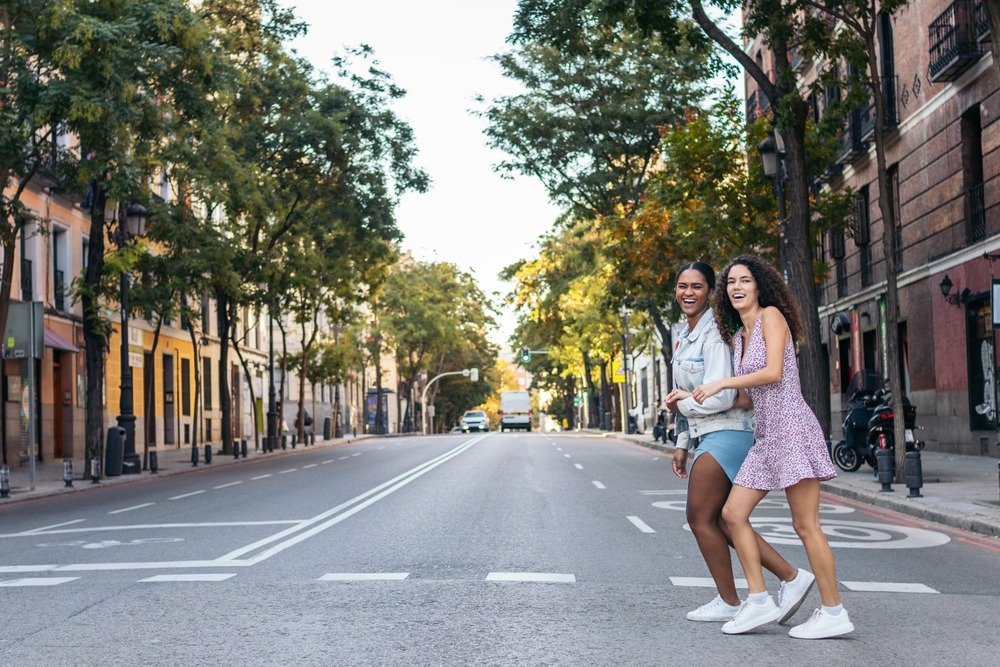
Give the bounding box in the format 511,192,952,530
486,573,575,583
592,481,606,490
108,503,154,515
140,574,237,583
318,573,409,581
841,582,939,593
671,576,748,588
351,453,361,457
7,519,86,537
321,460,335,464
0,577,79,587
639,490,687,495
251,474,272,480
302,464,318,469
213,482,242,490
627,516,656,533
563,454,571,458
218,437,486,564
574,464,583,469
337,456,349,460
279,469,297,474
169,491,206,501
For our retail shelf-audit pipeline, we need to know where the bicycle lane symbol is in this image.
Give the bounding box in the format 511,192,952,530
37,538,184,550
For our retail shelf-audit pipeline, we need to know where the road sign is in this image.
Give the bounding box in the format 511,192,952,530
612,359,625,383
3,302,43,359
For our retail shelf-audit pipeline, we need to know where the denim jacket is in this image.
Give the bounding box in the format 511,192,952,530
671,307,754,449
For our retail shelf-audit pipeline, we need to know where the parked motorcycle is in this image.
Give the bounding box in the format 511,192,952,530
831,370,924,473
652,409,669,443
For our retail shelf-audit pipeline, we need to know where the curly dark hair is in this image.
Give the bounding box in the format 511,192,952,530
712,254,806,346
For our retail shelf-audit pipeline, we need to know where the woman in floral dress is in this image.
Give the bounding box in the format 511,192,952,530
692,255,853,640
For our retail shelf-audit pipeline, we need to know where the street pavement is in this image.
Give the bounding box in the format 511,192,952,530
4,430,1000,539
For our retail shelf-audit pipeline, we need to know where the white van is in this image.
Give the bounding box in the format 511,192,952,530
499,390,532,432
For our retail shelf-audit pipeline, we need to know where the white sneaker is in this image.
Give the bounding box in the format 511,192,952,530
777,569,816,624
721,596,782,634
788,608,855,639
686,595,741,622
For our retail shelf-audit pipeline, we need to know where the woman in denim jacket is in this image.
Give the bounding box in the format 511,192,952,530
666,262,814,624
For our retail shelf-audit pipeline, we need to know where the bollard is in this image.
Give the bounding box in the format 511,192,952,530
234,441,240,459
241,440,248,458
292,434,297,449
0,465,9,498
281,435,287,450
876,445,895,492
205,444,212,464
904,450,923,498
149,450,158,474
191,443,199,467
64,458,74,488
90,456,101,483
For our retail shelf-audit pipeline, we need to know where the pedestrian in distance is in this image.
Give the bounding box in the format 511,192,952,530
692,254,854,639
666,261,815,625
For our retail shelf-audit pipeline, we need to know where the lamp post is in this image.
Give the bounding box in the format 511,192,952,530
114,201,147,475
619,302,632,433
267,299,278,452
758,129,789,282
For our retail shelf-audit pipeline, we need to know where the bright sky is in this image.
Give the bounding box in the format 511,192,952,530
282,1,564,345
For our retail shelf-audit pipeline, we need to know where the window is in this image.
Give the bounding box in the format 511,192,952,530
856,188,873,287
181,358,191,416
203,357,213,410
961,105,986,241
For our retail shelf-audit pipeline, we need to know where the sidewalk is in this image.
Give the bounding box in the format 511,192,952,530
0,435,368,507
615,432,1000,539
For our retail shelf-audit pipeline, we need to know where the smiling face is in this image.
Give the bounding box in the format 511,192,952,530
726,263,759,313
675,268,712,322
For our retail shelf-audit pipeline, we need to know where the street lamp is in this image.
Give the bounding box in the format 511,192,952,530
758,129,789,282
113,201,147,475
619,302,632,433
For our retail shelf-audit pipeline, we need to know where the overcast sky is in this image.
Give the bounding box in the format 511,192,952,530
282,1,564,345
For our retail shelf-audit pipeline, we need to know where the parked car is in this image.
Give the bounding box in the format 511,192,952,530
460,410,490,432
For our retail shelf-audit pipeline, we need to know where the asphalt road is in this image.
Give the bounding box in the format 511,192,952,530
1,432,997,666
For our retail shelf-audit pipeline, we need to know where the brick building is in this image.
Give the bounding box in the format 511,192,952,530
746,1,1000,455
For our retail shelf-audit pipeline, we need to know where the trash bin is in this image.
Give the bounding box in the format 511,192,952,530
105,427,126,477
323,416,332,440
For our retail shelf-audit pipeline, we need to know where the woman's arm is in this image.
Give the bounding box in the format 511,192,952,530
678,338,737,416
692,307,788,402
733,388,753,410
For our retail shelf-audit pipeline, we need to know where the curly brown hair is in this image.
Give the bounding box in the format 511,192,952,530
712,254,806,346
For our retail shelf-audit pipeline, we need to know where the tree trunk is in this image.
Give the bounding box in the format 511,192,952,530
215,287,232,455
83,184,108,478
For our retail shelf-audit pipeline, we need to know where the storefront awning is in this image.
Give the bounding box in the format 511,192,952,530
44,328,79,352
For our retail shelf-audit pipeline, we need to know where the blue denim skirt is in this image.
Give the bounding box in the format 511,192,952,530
692,430,755,482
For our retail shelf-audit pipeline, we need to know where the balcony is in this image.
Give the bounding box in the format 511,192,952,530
836,110,867,165
975,0,991,42
859,76,899,142
967,182,986,241
20,259,32,301
928,0,983,83
54,269,66,311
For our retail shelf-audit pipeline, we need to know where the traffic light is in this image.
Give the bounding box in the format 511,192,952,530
520,347,531,363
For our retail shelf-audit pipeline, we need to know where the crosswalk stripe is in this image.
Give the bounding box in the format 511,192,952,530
140,574,238,583
486,573,575,583
0,577,79,587
318,573,409,581
841,581,939,593
671,576,749,588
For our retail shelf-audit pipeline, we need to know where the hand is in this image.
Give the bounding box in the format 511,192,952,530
692,381,723,404
671,448,689,479
665,389,690,413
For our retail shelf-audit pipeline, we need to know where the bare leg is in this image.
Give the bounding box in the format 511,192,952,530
721,484,770,594
688,455,798,605
785,478,841,607
687,454,740,605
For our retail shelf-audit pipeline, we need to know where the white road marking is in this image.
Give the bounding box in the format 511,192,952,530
213,482,242,490
627,516,655,533
108,504,154,515
486,573,575,583
168,491,205,501
592,481,606,489
337,456,349,460
279,469,297,474
140,574,237,583
251,474,272,480
639,490,687,495
671,576,748,588
564,454,571,458
841,581,939,593
0,577,79,587
574,464,583,469
351,453,361,457
321,460,335,464
302,464,317,469
318,573,409,581
9,519,86,537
